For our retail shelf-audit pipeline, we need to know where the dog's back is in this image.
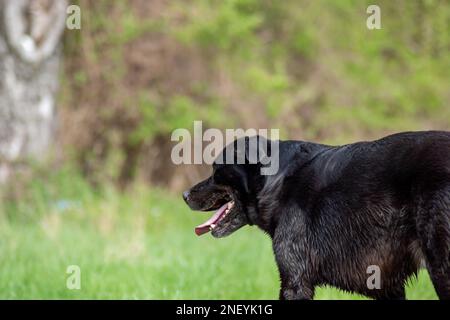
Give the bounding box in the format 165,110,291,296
274,131,450,299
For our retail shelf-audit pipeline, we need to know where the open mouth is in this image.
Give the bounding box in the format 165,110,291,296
195,201,235,236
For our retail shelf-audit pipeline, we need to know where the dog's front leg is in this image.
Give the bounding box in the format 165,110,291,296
274,239,314,300
278,273,314,300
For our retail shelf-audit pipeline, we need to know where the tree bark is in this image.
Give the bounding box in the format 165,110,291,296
0,0,67,182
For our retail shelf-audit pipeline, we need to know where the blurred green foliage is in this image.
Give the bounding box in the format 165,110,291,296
173,0,450,140
61,0,450,185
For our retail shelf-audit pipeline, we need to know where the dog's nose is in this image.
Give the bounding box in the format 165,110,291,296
182,190,190,203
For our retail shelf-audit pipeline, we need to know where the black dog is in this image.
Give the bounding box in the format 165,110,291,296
183,131,450,300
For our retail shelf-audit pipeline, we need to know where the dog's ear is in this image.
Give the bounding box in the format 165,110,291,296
230,165,249,194
213,163,249,194
218,135,270,165
237,135,271,193
215,135,270,194
244,135,272,165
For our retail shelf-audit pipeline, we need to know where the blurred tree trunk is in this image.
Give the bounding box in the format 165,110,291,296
0,0,67,182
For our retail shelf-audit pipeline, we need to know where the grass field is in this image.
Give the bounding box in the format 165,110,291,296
0,170,438,299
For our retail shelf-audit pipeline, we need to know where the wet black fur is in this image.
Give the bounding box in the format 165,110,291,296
183,131,450,300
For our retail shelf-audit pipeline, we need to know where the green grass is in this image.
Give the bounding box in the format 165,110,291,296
0,171,438,299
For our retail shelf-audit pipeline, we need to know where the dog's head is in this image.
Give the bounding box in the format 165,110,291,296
183,136,273,237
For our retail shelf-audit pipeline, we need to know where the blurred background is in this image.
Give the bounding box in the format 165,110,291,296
0,0,448,299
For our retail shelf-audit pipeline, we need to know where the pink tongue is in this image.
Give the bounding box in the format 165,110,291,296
195,203,229,236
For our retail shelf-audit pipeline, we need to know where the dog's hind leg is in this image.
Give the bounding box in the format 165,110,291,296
417,187,450,300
